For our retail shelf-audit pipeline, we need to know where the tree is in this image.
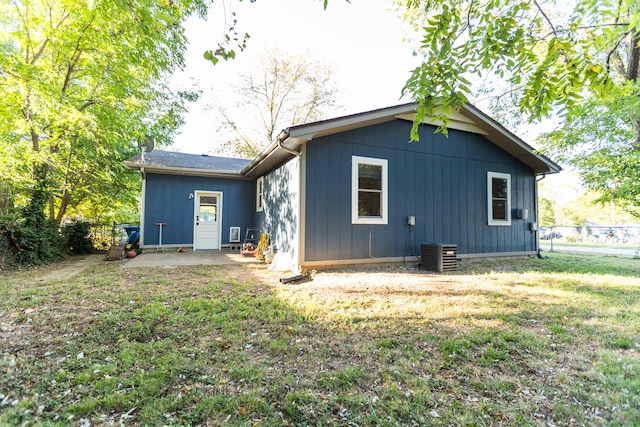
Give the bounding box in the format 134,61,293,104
538,197,556,227
397,0,640,215
0,0,207,226
214,48,341,158
399,0,639,131
538,96,640,217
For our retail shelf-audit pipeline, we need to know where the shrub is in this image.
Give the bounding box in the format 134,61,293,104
63,221,94,254
0,186,65,270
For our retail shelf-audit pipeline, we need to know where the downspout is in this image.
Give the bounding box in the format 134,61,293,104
277,131,301,157
535,173,548,259
276,131,302,272
140,167,146,248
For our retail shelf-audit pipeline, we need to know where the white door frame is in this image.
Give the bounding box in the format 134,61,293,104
193,190,223,251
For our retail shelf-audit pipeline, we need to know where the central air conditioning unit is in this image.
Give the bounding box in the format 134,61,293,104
420,243,458,272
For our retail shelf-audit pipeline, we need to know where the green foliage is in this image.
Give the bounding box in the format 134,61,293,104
203,10,250,65
401,0,639,125
539,95,640,218
0,203,64,269
0,0,207,226
539,197,556,226
15,182,65,265
62,221,94,255
0,215,21,270
399,0,640,215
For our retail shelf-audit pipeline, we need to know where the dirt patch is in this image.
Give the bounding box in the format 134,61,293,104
33,254,106,282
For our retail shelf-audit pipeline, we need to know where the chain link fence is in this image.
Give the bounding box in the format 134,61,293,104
540,225,640,244
84,223,140,251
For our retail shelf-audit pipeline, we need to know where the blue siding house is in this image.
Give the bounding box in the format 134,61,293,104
125,103,560,271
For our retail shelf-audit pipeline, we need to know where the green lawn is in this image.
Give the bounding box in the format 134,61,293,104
539,239,640,251
1,253,639,426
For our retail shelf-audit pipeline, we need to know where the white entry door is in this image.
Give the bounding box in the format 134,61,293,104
194,192,221,250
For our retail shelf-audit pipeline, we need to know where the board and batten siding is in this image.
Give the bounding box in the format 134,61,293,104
143,173,254,247
254,157,300,267
303,119,537,262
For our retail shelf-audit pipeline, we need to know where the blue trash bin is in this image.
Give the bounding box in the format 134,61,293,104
124,226,140,246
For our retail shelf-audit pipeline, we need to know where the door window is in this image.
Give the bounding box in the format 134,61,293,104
199,196,217,222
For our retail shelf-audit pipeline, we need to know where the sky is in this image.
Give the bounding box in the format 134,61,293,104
169,0,420,155
163,1,640,219
167,0,579,198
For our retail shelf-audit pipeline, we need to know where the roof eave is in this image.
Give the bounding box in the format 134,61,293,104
124,161,248,179
286,103,417,141
460,104,562,175
244,102,561,177
241,104,420,178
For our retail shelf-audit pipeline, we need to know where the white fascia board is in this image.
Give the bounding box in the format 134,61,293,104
461,104,562,174
124,162,249,179
286,103,418,141
395,112,489,136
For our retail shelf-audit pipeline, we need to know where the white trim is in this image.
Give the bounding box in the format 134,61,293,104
229,226,240,243
291,156,301,272
123,161,248,179
300,251,535,270
298,145,307,269
352,156,388,225
256,176,264,212
193,190,223,250
140,172,146,247
487,171,511,226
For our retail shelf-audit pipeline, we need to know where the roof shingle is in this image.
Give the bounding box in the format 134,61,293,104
126,151,251,174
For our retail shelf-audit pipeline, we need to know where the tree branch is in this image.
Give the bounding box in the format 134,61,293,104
31,8,70,65
627,31,640,81
79,100,96,111
61,18,94,97
607,32,630,77
532,0,557,37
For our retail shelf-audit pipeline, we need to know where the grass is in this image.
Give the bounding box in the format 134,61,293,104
539,239,640,251
1,253,639,426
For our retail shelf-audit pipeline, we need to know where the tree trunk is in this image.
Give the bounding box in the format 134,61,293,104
0,180,14,215
627,31,639,82
633,117,640,151
630,31,640,150
55,191,72,225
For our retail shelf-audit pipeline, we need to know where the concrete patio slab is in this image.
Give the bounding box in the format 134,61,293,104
120,248,260,268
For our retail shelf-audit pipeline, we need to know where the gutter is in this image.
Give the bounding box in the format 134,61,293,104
278,131,301,157
124,162,247,179
241,129,301,176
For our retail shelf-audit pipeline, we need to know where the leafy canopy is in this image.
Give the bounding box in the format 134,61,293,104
399,0,640,140
398,0,639,216
0,0,208,223
538,95,640,217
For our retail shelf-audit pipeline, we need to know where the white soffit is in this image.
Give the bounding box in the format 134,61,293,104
395,111,489,136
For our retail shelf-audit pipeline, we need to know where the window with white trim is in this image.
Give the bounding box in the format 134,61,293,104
256,176,264,212
352,156,388,224
487,172,511,226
